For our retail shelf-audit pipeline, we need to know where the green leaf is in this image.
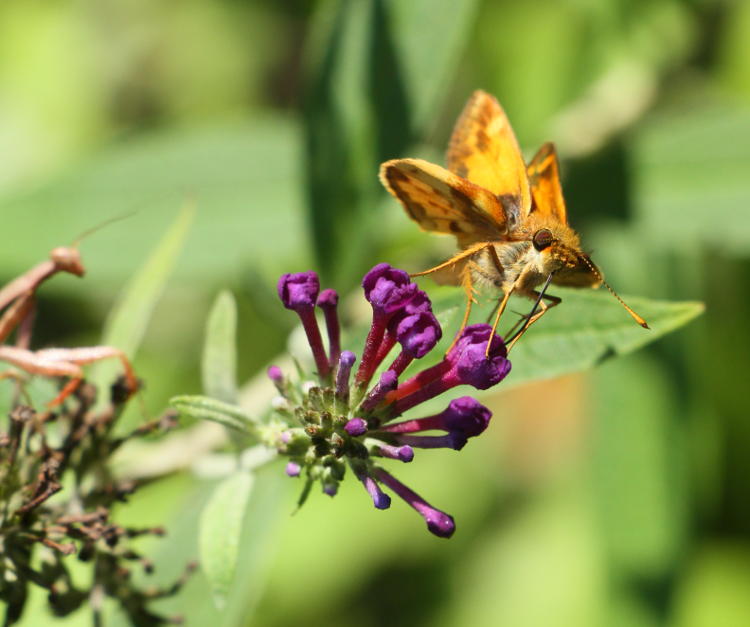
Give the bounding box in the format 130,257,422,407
632,103,750,255
304,0,380,282
439,492,604,627
0,115,307,290
111,469,288,626
374,287,703,390
202,290,238,403
385,0,480,134
673,545,750,627
590,355,685,579
170,395,256,434
101,206,193,355
199,471,254,608
303,0,479,283
504,289,703,387
90,206,193,414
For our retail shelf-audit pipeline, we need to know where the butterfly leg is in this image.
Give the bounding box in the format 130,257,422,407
410,243,496,355
486,288,517,356
460,263,479,330
409,242,491,279
484,245,517,355
442,261,480,355
506,291,561,352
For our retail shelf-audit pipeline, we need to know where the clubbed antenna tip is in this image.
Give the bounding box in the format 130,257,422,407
579,254,649,330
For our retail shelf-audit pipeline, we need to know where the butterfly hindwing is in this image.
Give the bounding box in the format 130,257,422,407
379,158,508,248
527,142,567,225
446,90,531,228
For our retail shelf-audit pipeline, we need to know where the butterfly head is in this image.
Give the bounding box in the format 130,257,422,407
521,219,597,286
529,225,649,329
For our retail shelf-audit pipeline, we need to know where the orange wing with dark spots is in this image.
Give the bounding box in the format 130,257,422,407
527,142,567,224
446,90,531,228
379,158,508,248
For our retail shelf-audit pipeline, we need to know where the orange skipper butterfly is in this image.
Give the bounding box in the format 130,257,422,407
380,90,648,350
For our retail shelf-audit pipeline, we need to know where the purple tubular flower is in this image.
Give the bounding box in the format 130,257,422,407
345,418,368,437
394,311,441,359
399,290,432,315
271,264,512,538
357,472,391,510
278,272,319,309
372,467,455,538
449,325,511,389
335,351,356,400
372,332,398,367
442,396,492,436
374,443,414,462
277,272,331,380
387,351,413,378
361,264,415,315
360,370,398,413
381,397,492,439
387,324,510,416
392,433,468,451
378,289,439,375
317,288,341,368
355,264,418,387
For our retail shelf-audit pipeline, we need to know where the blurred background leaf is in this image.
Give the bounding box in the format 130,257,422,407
199,471,255,607
632,104,750,255
91,205,192,421
202,290,239,404
0,116,307,290
304,0,479,284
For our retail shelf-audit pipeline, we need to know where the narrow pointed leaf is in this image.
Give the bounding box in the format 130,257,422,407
199,471,254,608
100,206,194,354
304,0,479,282
170,395,256,434
91,206,193,411
385,0,480,134
202,291,238,403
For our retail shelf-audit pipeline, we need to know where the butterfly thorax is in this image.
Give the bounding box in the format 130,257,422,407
471,215,596,297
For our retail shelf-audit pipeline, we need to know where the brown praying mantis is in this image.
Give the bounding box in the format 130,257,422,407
0,219,138,407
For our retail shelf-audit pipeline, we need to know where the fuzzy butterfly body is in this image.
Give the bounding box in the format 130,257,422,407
380,90,647,345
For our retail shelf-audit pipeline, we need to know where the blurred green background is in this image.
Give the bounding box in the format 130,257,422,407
1,0,749,625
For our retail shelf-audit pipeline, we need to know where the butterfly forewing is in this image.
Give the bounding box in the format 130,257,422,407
446,90,531,228
379,158,508,248
527,142,567,225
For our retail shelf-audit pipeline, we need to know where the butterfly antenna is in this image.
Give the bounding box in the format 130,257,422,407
71,211,137,247
579,254,649,329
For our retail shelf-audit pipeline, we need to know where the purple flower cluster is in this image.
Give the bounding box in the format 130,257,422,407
272,264,511,538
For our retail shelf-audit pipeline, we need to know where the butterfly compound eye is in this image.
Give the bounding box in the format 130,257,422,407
532,229,554,251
